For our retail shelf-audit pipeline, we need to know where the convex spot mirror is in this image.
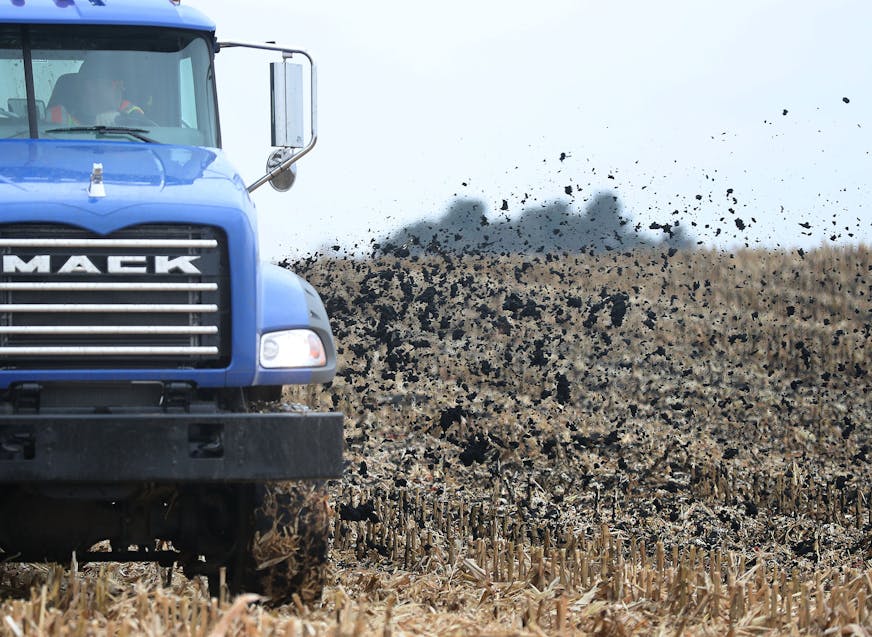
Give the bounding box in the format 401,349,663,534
266,148,297,192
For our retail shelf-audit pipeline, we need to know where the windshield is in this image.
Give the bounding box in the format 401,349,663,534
0,25,218,146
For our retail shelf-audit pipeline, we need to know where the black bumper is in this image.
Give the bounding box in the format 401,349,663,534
0,412,343,483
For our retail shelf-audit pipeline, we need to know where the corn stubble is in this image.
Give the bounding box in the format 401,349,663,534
2,247,871,635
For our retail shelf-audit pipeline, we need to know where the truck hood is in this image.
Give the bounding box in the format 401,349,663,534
0,140,251,223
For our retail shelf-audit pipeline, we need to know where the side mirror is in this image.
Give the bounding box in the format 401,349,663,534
270,61,305,148
218,41,317,193
7,98,45,120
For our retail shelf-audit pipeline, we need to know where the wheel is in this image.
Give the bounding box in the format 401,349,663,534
233,481,331,605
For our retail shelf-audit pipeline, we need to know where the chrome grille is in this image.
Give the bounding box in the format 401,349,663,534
0,224,229,369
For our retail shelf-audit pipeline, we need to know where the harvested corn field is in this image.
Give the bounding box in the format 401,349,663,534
2,247,871,635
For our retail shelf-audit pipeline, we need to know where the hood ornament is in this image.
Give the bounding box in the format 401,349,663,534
88,162,106,198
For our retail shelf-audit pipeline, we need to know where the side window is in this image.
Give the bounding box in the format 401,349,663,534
0,37,28,133
179,56,197,128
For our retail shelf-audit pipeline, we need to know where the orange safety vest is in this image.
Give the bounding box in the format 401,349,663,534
49,104,79,125
119,100,145,117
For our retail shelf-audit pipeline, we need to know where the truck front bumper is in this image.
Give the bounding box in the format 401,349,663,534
0,412,343,483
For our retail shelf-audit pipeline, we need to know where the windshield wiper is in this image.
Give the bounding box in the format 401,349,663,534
45,126,158,143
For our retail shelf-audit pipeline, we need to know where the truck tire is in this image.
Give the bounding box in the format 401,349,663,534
236,481,331,604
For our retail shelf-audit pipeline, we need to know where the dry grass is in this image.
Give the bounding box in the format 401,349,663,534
2,247,871,635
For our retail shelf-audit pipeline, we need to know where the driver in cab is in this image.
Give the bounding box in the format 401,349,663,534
49,56,146,126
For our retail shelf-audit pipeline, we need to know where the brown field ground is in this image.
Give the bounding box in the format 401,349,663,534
1,247,871,635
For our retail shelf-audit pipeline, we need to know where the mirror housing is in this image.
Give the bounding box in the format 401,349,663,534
270,61,305,148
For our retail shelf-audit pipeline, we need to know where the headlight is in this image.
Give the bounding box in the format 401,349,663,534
259,329,327,368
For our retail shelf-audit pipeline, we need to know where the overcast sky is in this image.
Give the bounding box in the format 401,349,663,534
186,0,872,259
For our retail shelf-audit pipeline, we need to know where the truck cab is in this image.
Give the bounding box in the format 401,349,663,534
0,0,342,603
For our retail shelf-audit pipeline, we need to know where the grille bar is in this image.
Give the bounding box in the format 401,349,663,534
0,239,217,248
0,326,218,335
0,283,218,292
0,346,219,356
2,304,218,313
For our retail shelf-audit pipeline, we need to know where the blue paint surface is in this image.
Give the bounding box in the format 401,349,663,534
0,0,214,31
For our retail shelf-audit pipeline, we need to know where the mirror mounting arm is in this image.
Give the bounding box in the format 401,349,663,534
217,41,318,193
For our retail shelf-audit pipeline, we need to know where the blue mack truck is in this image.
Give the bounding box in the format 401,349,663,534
0,0,343,603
